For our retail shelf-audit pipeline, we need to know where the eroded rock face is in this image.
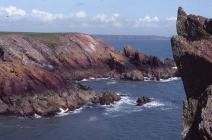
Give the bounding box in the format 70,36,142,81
122,45,178,80
0,32,176,116
0,33,121,116
171,7,212,140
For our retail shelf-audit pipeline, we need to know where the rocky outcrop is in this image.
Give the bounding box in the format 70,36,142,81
0,33,120,116
121,45,178,80
164,58,176,67
0,85,121,116
0,32,177,116
136,96,151,106
120,70,144,81
171,7,212,140
91,91,121,105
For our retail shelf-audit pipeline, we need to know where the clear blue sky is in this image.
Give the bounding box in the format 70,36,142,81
0,0,211,36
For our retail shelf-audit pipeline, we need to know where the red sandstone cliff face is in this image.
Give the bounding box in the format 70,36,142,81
0,32,176,116
0,33,115,116
171,7,212,140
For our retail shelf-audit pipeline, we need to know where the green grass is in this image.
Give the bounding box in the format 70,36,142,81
0,32,66,43
0,31,89,45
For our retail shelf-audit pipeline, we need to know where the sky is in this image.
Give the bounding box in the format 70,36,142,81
0,0,211,36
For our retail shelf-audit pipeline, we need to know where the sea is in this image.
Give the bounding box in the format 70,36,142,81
0,36,185,140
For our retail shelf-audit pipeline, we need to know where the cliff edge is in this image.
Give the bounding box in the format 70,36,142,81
0,32,177,116
171,7,212,140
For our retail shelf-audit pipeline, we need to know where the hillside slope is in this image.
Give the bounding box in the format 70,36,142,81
0,32,176,116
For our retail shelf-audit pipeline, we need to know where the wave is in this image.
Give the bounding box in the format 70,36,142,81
106,80,118,85
81,78,89,82
56,108,70,117
103,96,140,116
89,77,95,80
144,77,181,82
80,77,110,82
95,77,110,80
55,106,85,117
159,77,181,82
70,106,85,114
143,101,165,108
144,77,151,81
81,76,180,83
102,95,178,117
172,66,178,69
32,99,176,118
34,113,42,119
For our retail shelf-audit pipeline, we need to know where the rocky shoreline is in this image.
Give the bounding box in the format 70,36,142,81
171,7,212,140
0,81,123,117
0,32,178,117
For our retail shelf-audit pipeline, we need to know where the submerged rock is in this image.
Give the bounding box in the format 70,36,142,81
136,96,151,106
171,7,212,140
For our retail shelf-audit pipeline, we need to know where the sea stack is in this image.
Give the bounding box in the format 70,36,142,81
171,7,212,140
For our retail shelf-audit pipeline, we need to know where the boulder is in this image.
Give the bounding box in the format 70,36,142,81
121,70,144,81
123,45,136,58
134,51,146,62
163,58,176,67
92,91,121,105
136,96,151,106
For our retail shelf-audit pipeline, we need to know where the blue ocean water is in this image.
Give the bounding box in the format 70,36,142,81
100,36,173,59
0,37,185,140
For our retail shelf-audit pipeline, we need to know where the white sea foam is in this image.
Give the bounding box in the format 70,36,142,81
70,106,85,114
159,77,181,82
59,108,69,113
172,66,178,69
81,77,110,82
56,106,85,117
143,101,165,108
97,77,110,80
103,96,140,116
106,80,117,85
89,77,110,80
144,77,151,81
34,113,42,119
103,94,176,117
144,77,181,82
56,108,70,117
81,78,89,82
89,77,95,80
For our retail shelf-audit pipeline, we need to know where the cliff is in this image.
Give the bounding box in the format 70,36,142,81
0,32,177,116
171,7,212,140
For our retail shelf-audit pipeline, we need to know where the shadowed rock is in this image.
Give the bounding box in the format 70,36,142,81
171,7,212,140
